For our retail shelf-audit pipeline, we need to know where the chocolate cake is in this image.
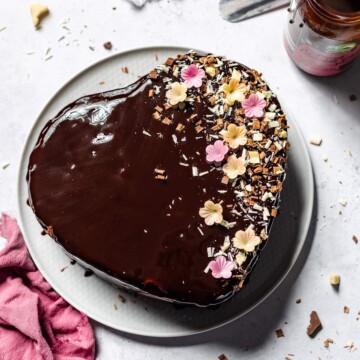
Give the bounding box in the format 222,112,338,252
27,51,290,307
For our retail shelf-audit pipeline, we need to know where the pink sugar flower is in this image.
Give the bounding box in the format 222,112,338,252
242,93,266,118
208,256,233,279
206,140,228,163
181,64,205,88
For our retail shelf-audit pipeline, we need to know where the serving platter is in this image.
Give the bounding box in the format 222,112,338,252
17,46,314,337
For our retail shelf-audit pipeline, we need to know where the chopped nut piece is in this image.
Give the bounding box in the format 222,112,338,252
352,235,358,244
218,354,228,360
206,67,216,77
344,306,350,314
155,175,167,181
149,70,158,79
307,311,322,337
148,89,154,97
30,4,49,28
252,120,260,130
349,94,357,101
165,57,175,66
152,111,161,120
309,136,322,146
329,274,340,286
271,208,278,217
176,123,185,132
275,328,284,338
154,105,163,113
103,42,113,50
154,168,166,175
162,117,172,125
121,66,129,73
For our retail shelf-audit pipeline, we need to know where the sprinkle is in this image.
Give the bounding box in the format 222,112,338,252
192,166,199,177
179,162,189,167
172,134,178,144
142,130,151,137
182,154,188,161
197,227,204,236
309,136,322,146
1,162,10,170
199,171,209,176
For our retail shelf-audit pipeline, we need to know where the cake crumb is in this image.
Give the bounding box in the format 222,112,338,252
309,136,322,146
275,328,284,338
344,341,357,352
30,4,49,28
60,266,68,272
103,41,112,50
344,306,350,314
113,304,118,310
324,338,334,348
349,94,357,101
352,235,358,244
339,199,347,207
296,298,301,304
307,311,322,337
329,274,340,286
121,67,129,74
218,354,228,360
117,294,126,303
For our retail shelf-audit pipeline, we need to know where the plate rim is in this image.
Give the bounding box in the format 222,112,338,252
17,45,314,338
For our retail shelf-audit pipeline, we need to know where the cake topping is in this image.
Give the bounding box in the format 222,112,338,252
242,93,266,118
181,64,205,88
206,140,228,163
208,256,234,279
199,200,224,226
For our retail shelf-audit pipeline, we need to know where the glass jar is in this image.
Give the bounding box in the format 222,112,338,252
284,0,360,76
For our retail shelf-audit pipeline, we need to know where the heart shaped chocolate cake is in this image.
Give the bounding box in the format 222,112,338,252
27,51,290,307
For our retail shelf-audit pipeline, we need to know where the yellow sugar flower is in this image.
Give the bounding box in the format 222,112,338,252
221,79,247,106
166,82,188,106
221,124,248,149
199,200,223,226
233,228,261,253
222,155,246,180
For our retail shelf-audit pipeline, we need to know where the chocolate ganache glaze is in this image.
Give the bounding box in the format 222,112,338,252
27,52,290,307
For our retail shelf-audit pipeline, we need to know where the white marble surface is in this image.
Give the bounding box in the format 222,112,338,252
1,0,360,359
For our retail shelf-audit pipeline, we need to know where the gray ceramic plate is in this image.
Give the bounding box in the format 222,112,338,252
17,46,314,337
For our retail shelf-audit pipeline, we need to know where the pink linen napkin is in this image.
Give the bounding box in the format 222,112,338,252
0,214,95,360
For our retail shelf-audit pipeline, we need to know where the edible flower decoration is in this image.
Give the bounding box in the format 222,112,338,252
221,78,247,106
222,155,246,180
206,140,228,163
220,124,247,149
181,64,205,88
242,93,266,118
166,82,188,106
208,256,233,279
199,200,223,226
233,228,261,253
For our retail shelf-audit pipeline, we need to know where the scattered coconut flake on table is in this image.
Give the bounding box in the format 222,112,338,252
309,136,322,146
